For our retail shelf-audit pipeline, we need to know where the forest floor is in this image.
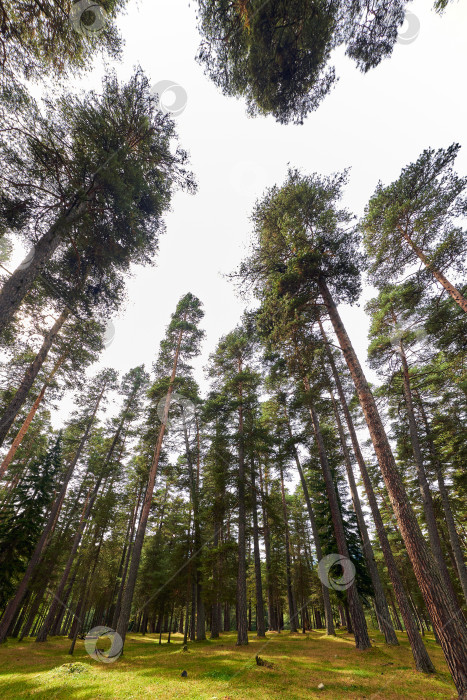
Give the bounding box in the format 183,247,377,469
0,628,457,699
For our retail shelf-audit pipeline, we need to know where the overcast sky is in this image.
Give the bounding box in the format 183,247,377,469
8,0,467,430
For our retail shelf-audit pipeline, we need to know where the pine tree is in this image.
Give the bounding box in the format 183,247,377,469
115,294,204,649
195,0,407,124
362,144,467,313
0,433,62,609
0,69,195,332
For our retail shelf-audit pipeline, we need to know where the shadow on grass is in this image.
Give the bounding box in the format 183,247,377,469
0,676,104,700
0,630,457,700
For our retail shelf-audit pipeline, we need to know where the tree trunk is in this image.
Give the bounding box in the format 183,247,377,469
223,603,230,632
210,521,220,639
181,406,205,641
283,403,335,635
328,384,398,645
10,593,31,638
112,492,141,630
258,462,275,631
190,578,196,641
0,308,70,448
37,403,129,642
107,509,134,628
236,358,248,646
167,604,174,643
18,587,46,640
398,341,458,599
344,601,353,633
51,565,80,636
278,461,298,633
0,354,65,478
0,202,87,333
68,574,92,655
319,277,467,694
68,527,104,655
388,590,404,632
399,227,467,314
304,387,371,651
250,458,266,637
210,604,219,639
196,583,206,641
183,598,190,644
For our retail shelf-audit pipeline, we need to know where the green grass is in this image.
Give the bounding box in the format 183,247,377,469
0,629,457,699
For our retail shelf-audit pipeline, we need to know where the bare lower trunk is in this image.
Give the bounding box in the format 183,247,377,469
196,583,206,641
250,458,266,636
236,363,248,646
37,402,131,642
283,404,335,636
258,463,275,631
181,408,205,641
112,494,141,630
399,343,457,599
19,587,46,640
319,277,467,695
36,487,98,642
210,525,221,640
278,461,298,633
305,388,371,651
328,384,398,645
318,316,434,670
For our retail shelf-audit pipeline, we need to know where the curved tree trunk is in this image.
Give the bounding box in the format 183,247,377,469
318,277,467,695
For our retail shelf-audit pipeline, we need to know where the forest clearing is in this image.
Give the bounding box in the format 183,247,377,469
0,630,458,699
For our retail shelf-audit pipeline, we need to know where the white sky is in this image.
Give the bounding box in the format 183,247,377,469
7,0,467,435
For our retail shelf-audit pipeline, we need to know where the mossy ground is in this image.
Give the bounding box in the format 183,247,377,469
0,628,456,699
